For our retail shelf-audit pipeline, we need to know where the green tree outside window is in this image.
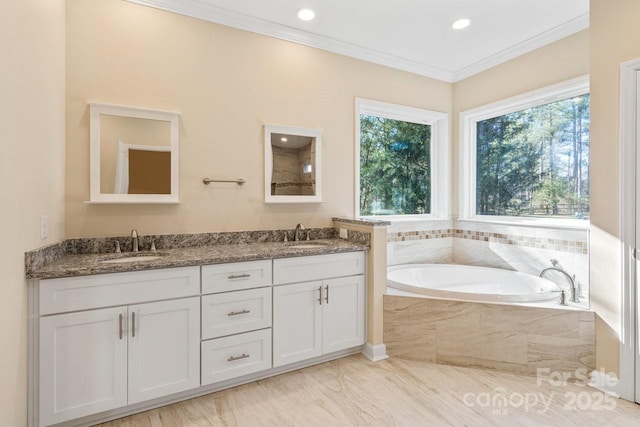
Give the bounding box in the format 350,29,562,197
360,115,431,216
476,94,590,218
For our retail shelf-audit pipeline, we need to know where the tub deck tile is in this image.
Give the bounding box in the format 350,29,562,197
437,329,528,365
391,295,480,327
478,303,580,338
527,334,595,374
384,330,437,363
383,294,595,377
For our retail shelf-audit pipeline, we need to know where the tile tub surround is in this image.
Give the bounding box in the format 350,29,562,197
388,226,587,254
383,295,595,377
387,219,454,266
453,220,589,301
25,227,369,279
384,219,589,299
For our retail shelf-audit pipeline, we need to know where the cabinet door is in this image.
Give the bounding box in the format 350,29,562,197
39,307,128,426
322,275,365,354
128,297,200,404
273,281,323,367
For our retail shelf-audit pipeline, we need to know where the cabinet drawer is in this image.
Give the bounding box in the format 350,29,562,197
202,260,272,294
201,329,272,385
273,252,365,285
39,267,200,315
202,287,272,339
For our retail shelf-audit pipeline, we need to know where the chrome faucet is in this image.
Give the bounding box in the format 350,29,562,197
294,223,305,242
131,229,139,252
539,264,580,303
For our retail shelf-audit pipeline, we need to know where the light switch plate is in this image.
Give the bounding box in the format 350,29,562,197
40,215,48,240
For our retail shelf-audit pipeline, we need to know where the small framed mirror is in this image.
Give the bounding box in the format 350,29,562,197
89,103,180,203
264,124,322,203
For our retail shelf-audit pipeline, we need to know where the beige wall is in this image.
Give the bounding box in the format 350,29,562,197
590,0,640,376
0,0,66,425
65,0,452,238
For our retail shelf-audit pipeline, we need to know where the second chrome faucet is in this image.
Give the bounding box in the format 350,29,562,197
131,229,139,252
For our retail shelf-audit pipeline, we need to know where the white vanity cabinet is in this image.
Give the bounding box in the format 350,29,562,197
37,267,200,427
272,253,365,367
31,250,367,426
200,260,273,386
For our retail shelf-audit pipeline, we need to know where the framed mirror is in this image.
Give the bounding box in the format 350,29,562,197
89,103,180,203
264,124,322,203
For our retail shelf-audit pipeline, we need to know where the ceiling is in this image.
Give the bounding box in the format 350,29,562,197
128,0,589,83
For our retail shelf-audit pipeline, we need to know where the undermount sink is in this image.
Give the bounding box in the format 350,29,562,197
97,253,165,264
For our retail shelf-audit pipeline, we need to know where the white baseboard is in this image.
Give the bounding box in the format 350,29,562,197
589,369,621,398
362,342,388,362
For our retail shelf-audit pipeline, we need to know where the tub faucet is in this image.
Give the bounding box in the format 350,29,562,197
294,223,305,241
131,229,139,252
539,266,579,303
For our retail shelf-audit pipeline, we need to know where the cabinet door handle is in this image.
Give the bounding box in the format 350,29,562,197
228,353,250,362
119,314,123,340
318,285,323,305
228,309,251,316
324,285,329,304
228,273,250,279
131,312,136,338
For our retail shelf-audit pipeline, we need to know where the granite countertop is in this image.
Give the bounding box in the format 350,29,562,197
332,217,392,226
28,239,367,280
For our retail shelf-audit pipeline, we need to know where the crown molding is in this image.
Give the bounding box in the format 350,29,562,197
127,0,588,83
452,13,589,82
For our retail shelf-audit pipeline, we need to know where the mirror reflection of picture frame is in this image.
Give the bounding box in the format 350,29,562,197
114,140,171,195
88,103,180,204
264,124,322,203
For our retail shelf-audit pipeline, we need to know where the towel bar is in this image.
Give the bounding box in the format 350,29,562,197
202,178,246,185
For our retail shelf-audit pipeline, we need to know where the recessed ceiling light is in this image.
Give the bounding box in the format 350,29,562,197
281,137,288,142
452,18,470,30
297,8,315,21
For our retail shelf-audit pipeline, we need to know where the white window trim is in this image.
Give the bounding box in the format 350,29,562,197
458,75,590,228
354,98,450,220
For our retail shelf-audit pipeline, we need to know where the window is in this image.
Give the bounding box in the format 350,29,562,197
459,76,590,223
355,99,449,218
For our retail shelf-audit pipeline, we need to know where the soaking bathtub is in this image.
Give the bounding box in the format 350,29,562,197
387,264,560,303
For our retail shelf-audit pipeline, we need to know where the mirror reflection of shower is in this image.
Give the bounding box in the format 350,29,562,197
269,133,316,196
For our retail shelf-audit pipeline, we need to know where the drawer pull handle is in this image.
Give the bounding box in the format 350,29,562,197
228,273,251,280
228,353,250,362
131,312,136,338
119,314,123,340
228,309,251,316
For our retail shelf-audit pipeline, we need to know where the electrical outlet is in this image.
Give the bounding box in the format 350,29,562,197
339,228,348,239
40,215,48,240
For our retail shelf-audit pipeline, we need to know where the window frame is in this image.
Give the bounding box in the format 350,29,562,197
458,75,590,227
354,98,450,220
